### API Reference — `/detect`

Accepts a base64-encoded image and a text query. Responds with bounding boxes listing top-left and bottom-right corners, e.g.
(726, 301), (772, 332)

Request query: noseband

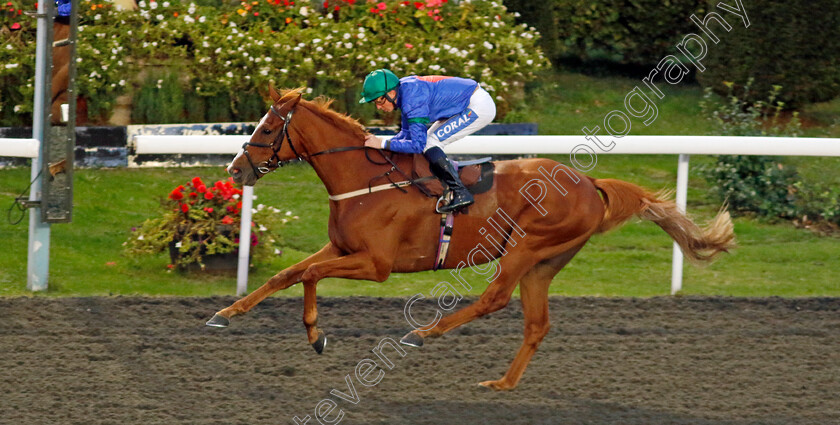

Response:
(240, 105), (303, 178)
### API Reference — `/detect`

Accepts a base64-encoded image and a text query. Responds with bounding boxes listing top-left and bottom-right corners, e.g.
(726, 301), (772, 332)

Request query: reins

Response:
(241, 103), (433, 200)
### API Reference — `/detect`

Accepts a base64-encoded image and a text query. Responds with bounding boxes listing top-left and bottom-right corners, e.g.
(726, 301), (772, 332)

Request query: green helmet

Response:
(359, 69), (400, 103)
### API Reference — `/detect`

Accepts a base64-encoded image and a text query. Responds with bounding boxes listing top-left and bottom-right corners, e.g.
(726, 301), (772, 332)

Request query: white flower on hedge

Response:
(156, 14), (163, 20)
(188, 6), (196, 14)
(226, 71), (234, 78)
(429, 64), (440, 71)
(138, 1), (146, 7)
(526, 59), (533, 65)
(370, 60), (376, 66)
(390, 53), (398, 60)
(300, 6), (309, 16)
(280, 68), (288, 73)
(325, 54), (333, 59)
(14, 105), (21, 113)
(94, 14), (101, 20)
(149, 1), (157, 9)
(316, 46), (323, 52)
(415, 57), (424, 64)
(264, 57), (272, 62)
(4, 63), (18, 69)
(358, 33), (365, 39)
(316, 70), (324, 75)
(163, 1), (170, 7)
(119, 80), (126, 86)
(313, 38), (321, 44)
(483, 41), (494, 50)
(260, 69), (268, 76)
(345, 43), (353, 49)
(343, 33), (351, 40)
(467, 60), (475, 67)
(199, 16), (206, 23)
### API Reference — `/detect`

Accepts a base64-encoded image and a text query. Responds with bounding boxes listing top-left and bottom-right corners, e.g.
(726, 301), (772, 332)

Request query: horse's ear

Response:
(269, 84), (281, 103)
(289, 92), (302, 107)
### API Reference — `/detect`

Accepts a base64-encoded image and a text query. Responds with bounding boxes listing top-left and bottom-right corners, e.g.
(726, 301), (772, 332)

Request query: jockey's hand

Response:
(364, 134), (382, 149)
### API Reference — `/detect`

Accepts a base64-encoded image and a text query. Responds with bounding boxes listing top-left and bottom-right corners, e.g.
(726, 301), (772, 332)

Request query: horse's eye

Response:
(262, 128), (272, 135)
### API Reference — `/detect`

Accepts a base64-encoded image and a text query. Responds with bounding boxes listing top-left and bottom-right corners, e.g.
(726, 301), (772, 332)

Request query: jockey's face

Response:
(374, 89), (397, 113)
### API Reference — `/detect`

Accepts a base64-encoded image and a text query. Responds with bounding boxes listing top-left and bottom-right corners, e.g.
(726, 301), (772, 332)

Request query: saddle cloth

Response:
(410, 155), (496, 197)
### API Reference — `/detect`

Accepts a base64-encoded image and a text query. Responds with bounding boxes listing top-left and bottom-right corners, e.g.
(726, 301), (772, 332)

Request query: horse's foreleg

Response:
(298, 251), (392, 353)
(207, 243), (342, 327)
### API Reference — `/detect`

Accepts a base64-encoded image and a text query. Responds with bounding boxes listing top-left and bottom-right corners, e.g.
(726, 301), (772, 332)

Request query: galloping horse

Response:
(207, 87), (735, 390)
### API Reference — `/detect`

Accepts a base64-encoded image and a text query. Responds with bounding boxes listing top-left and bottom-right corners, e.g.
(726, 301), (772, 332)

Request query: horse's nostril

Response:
(230, 167), (241, 176)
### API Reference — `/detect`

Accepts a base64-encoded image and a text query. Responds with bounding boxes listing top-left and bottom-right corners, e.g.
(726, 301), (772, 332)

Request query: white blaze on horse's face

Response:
(227, 112), (270, 178)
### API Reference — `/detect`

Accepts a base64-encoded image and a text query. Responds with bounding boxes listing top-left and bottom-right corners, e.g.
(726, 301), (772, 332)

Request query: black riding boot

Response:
(424, 147), (474, 213)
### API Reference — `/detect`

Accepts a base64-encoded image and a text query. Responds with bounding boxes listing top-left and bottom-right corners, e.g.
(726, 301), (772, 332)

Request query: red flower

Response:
(322, 0), (327, 7)
(204, 207), (214, 213)
(221, 215), (234, 225)
(204, 192), (214, 200)
(189, 192), (198, 198)
(197, 184), (207, 193)
(169, 190), (184, 200)
(180, 203), (189, 213)
(413, 2), (423, 9)
(405, 43), (413, 49)
(377, 2), (386, 10)
(191, 177), (204, 187)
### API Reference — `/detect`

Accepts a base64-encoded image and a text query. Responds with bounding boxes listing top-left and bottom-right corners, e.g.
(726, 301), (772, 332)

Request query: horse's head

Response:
(228, 87), (303, 185)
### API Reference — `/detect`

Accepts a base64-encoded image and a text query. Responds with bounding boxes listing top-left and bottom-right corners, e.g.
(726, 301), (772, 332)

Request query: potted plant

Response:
(125, 176), (290, 271)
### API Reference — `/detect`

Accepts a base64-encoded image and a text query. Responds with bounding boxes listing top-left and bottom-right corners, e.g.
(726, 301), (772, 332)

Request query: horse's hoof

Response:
(400, 331), (424, 347)
(312, 331), (327, 354)
(478, 379), (514, 391)
(205, 313), (230, 328)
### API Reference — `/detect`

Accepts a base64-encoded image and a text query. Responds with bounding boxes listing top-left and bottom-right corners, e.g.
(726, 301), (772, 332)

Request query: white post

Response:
(27, 0), (51, 291)
(671, 154), (690, 295)
(236, 185), (255, 296)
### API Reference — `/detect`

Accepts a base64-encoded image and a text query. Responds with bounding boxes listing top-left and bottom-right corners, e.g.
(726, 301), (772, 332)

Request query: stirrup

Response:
(434, 190), (453, 214)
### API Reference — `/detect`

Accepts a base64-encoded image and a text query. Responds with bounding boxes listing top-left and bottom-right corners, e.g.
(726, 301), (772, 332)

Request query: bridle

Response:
(240, 104), (300, 178)
(241, 104), (373, 179)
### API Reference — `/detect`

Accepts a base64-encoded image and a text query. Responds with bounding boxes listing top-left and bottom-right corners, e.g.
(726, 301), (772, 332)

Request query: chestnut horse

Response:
(207, 88), (735, 390)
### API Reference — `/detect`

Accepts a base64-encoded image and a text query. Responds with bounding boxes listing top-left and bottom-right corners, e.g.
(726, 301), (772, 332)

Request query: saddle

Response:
(409, 155), (495, 198)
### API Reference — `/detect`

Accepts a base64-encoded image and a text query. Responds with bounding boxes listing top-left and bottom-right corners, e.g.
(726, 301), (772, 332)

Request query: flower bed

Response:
(124, 176), (292, 270)
(1, 0), (548, 125)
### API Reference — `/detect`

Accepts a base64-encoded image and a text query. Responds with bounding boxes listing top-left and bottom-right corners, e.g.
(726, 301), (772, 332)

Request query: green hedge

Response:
(505, 0), (706, 66)
(0, 0), (548, 126)
(696, 0), (840, 107)
(505, 0), (840, 107)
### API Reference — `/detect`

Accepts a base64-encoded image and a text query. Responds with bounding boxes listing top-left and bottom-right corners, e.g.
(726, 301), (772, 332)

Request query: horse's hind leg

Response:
(478, 248), (580, 390)
(404, 253), (534, 343)
(206, 243), (342, 327)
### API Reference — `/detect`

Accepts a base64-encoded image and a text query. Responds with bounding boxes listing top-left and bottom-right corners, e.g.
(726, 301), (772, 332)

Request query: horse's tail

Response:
(591, 178), (736, 264)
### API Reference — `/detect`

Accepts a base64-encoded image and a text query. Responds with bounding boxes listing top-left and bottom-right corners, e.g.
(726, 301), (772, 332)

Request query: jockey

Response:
(360, 69), (496, 213)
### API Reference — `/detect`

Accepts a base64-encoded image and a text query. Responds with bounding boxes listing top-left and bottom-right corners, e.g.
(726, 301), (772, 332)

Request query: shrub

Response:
(0, 0), (548, 126)
(700, 80), (840, 232)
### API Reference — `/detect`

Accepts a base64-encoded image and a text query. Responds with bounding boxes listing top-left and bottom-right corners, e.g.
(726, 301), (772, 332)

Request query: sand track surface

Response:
(1, 296), (838, 425)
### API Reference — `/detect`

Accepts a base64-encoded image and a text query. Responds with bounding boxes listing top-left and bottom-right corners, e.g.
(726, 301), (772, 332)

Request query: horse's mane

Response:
(279, 88), (367, 140)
